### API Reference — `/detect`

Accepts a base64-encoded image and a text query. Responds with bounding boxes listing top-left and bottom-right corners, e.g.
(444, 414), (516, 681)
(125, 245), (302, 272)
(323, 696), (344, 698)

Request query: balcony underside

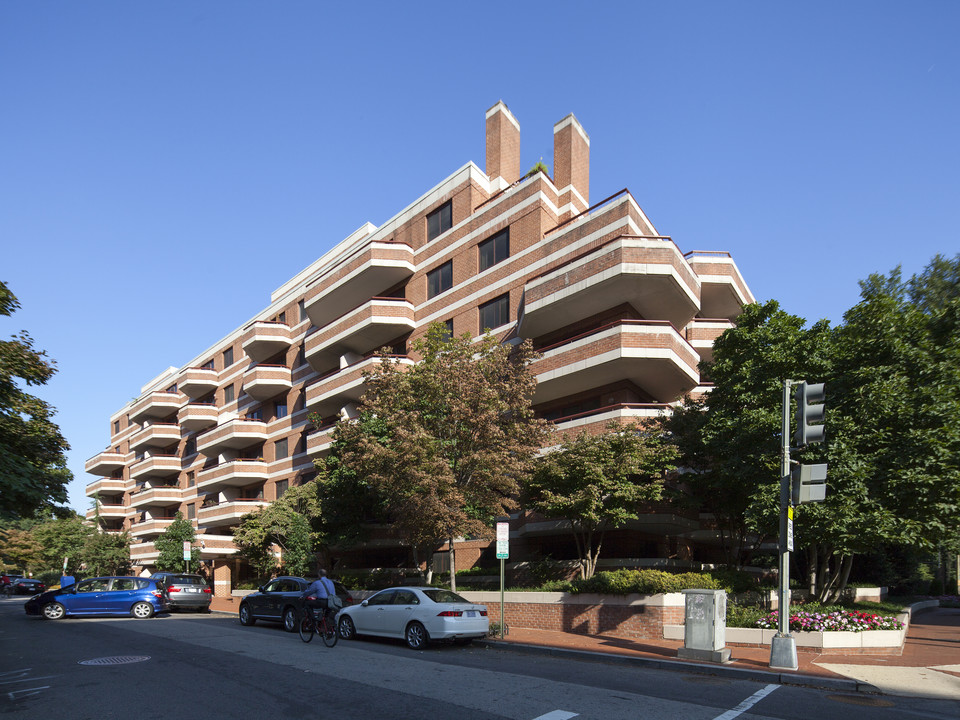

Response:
(178, 404), (218, 432)
(197, 420), (268, 456)
(129, 424), (181, 452)
(179, 369), (219, 399)
(129, 490), (182, 509)
(130, 392), (181, 424)
(129, 456), (181, 481)
(197, 461), (268, 491)
(198, 501), (268, 527)
(242, 323), (293, 363)
(305, 299), (415, 371)
(85, 451), (126, 476)
(242, 366), (292, 401)
(305, 357), (413, 416)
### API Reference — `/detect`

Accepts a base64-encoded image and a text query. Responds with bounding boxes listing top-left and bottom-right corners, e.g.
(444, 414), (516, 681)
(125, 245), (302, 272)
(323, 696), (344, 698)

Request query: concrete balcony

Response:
(129, 454), (181, 481)
(242, 321), (293, 363)
(130, 541), (159, 563)
(197, 460), (268, 492)
(86, 503), (127, 520)
(305, 424), (337, 458)
(685, 251), (754, 320)
(178, 367), (219, 399)
(521, 236), (701, 339)
(129, 422), (181, 452)
(196, 418), (268, 456)
(129, 485), (182, 509)
(129, 391), (181, 424)
(547, 403), (672, 442)
(129, 517), (177, 538)
(85, 477), (126, 497)
(303, 241), (414, 330)
(85, 450), (127, 476)
(533, 321), (700, 405)
(304, 297), (415, 372)
(241, 364), (292, 401)
(198, 500), (268, 527)
(685, 318), (735, 366)
(178, 403), (218, 432)
(305, 355), (413, 416)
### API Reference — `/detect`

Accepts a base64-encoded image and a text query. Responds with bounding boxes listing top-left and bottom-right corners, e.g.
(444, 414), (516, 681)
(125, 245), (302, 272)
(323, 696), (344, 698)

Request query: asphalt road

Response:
(1, 598), (957, 720)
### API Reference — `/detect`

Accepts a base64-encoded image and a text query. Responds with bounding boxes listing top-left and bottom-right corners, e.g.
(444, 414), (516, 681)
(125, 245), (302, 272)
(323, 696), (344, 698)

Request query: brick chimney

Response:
(485, 101), (520, 185)
(553, 113), (590, 218)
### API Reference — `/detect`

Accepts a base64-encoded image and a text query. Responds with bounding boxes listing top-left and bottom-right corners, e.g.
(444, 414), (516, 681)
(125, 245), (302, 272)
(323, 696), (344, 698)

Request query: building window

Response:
(276, 479), (288, 498)
(277, 311), (286, 324)
(298, 299), (306, 323)
(187, 503), (195, 520)
(187, 471), (195, 487)
(296, 343), (306, 367)
(442, 319), (454, 339)
(166, 383), (177, 394)
(223, 384), (235, 404)
(479, 294), (510, 331)
(201, 358), (214, 370)
(275, 402), (288, 420)
(426, 201), (452, 241)
(184, 437), (197, 456)
(223, 347), (234, 368)
(274, 438), (288, 461)
(247, 407), (262, 421)
(113, 420), (120, 434)
(427, 261), (453, 299)
(478, 228), (509, 272)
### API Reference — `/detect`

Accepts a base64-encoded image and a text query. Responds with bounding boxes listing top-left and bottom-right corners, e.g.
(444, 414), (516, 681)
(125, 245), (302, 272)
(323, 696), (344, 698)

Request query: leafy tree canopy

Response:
(0, 281), (72, 519)
(154, 512), (199, 572)
(523, 422), (678, 578)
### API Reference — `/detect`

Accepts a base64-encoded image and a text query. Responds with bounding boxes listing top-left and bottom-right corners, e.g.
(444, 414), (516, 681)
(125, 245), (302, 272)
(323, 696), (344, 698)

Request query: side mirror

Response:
(361, 599), (369, 607)
(258, 585), (266, 593)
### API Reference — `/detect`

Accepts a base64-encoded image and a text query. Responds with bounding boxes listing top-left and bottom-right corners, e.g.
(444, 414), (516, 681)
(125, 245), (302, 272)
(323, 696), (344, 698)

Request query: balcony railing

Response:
(304, 297), (414, 372)
(198, 500), (268, 527)
(85, 450), (126, 476)
(129, 391), (181, 424)
(85, 477), (126, 497)
(178, 402), (218, 432)
(241, 321), (293, 363)
(241, 364), (292, 402)
(197, 460), (269, 491)
(196, 418), (268, 456)
(304, 354), (412, 415)
(129, 454), (181, 481)
(129, 422), (181, 452)
(178, 367), (219, 399)
(533, 320), (700, 405)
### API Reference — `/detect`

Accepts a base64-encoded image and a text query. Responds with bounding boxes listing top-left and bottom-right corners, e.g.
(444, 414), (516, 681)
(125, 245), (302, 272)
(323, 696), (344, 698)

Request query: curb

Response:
(476, 638), (870, 694)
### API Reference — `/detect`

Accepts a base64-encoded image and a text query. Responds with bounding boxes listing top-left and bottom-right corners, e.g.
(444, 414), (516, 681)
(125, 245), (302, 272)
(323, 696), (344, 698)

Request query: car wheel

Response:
(238, 603), (256, 626)
(338, 615), (356, 640)
(283, 606), (297, 633)
(42, 602), (66, 620)
(131, 601), (154, 619)
(405, 621), (429, 650)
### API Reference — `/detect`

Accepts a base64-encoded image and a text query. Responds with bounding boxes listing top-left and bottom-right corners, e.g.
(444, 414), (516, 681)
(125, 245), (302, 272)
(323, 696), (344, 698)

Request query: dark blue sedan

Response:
(24, 576), (168, 620)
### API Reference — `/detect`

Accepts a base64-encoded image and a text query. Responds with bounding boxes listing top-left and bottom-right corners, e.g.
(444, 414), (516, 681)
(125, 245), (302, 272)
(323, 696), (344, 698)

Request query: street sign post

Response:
(183, 541), (191, 572)
(496, 519), (509, 638)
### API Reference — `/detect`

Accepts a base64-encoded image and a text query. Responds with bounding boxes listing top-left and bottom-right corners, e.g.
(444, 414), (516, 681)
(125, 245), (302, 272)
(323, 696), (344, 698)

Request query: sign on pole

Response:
(496, 521), (509, 559)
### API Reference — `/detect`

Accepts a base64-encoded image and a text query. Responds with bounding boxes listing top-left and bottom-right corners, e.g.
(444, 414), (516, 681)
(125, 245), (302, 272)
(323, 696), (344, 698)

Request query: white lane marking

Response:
(532, 712), (578, 720)
(8, 687), (49, 701)
(712, 684), (779, 720)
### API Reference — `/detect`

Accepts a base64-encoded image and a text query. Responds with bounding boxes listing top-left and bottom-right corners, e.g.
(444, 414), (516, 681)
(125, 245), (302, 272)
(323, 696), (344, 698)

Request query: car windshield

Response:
(168, 575), (205, 585)
(420, 589), (470, 604)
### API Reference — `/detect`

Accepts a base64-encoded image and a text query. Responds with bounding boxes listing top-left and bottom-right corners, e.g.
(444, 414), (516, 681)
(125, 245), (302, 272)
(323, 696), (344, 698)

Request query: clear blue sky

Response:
(2, 1), (957, 515)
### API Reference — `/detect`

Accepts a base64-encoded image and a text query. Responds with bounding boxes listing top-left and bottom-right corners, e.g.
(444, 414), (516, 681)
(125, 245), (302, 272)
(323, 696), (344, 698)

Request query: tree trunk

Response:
(825, 554), (853, 603)
(449, 537), (456, 592)
(806, 543), (818, 595)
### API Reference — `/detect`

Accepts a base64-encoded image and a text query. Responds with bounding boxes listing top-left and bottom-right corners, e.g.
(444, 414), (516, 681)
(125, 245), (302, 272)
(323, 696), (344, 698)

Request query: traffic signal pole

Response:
(770, 379), (799, 670)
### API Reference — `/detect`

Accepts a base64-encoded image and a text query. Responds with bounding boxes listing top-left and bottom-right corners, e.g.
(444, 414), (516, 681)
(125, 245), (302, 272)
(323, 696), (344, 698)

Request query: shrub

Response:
(755, 608), (904, 632)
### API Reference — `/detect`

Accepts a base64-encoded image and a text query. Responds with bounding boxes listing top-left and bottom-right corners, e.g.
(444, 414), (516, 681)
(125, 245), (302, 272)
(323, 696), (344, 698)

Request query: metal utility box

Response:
(677, 589), (732, 663)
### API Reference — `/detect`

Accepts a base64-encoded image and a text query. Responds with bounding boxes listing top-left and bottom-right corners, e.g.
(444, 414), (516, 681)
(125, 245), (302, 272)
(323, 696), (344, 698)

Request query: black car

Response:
(238, 576), (352, 632)
(9, 578), (46, 595)
(150, 572), (212, 612)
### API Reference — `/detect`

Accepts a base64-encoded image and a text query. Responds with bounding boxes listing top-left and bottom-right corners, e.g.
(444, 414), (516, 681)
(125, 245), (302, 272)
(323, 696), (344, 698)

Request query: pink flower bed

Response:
(756, 609), (904, 632)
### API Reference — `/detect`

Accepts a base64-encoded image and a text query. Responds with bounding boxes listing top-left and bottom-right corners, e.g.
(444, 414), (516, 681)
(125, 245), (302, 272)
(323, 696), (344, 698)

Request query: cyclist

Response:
(303, 569), (336, 625)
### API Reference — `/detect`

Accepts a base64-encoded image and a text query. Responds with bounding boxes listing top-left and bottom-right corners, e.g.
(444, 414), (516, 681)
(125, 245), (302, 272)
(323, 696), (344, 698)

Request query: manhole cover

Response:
(825, 694), (895, 707)
(79, 656), (151, 666)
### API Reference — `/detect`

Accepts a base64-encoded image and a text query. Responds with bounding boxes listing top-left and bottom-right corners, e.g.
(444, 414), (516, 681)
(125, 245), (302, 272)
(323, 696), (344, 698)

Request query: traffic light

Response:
(793, 381), (825, 446)
(791, 463), (828, 504)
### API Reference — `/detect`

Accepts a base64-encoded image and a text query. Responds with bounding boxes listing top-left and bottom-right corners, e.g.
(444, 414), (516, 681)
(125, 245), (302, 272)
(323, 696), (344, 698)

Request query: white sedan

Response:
(337, 586), (488, 649)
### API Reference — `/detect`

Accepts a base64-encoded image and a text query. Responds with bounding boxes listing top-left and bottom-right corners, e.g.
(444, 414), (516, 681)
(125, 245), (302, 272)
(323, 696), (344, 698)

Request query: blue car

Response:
(24, 576), (168, 620)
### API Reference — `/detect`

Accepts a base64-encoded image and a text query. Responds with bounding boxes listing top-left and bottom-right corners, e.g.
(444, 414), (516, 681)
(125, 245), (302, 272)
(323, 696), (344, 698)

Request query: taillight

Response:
(152, 591), (162, 600)
(167, 587), (180, 592)
(203, 587), (212, 594)
(437, 610), (463, 617)
(480, 610), (488, 616)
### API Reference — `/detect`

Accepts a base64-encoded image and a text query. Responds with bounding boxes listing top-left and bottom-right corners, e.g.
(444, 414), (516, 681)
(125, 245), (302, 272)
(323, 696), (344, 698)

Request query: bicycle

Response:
(298, 602), (338, 647)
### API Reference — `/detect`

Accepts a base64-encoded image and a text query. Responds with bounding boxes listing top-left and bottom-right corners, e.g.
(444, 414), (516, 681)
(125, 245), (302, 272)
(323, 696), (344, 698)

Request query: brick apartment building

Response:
(84, 102), (754, 582)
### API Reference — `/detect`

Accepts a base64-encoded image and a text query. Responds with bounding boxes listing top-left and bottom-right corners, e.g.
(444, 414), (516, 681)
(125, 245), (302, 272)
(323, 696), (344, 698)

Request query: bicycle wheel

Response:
(320, 615), (338, 647)
(298, 613), (315, 643)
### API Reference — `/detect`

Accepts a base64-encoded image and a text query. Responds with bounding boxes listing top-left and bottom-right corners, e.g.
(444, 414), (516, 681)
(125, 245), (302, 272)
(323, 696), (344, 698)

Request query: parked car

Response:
(336, 586), (488, 649)
(24, 576), (168, 620)
(238, 576), (353, 632)
(151, 572), (212, 612)
(9, 578), (46, 595)
(1, 573), (24, 595)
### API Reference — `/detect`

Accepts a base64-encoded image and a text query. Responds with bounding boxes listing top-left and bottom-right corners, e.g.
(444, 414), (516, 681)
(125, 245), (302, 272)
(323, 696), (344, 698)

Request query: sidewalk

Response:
(479, 606), (960, 700)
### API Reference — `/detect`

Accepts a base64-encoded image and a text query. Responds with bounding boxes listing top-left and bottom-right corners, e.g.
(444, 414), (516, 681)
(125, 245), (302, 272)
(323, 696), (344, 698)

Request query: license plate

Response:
(465, 610), (476, 617)
(186, 588), (198, 593)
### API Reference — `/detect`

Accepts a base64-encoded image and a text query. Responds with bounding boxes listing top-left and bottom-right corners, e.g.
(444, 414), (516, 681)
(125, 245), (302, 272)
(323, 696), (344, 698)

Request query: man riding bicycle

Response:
(302, 569), (336, 623)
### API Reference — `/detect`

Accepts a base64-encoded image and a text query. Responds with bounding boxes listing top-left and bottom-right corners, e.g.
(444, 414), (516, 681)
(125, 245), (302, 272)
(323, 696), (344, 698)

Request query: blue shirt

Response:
(306, 577), (334, 599)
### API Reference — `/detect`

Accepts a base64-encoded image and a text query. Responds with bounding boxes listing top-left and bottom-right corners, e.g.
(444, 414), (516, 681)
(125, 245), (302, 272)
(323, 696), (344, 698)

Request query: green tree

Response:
(31, 513), (92, 575)
(0, 526), (43, 573)
(334, 323), (546, 590)
(154, 513), (199, 571)
(522, 422), (679, 578)
(666, 300), (831, 567)
(233, 484), (316, 578)
(0, 281), (72, 519)
(81, 531), (132, 576)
